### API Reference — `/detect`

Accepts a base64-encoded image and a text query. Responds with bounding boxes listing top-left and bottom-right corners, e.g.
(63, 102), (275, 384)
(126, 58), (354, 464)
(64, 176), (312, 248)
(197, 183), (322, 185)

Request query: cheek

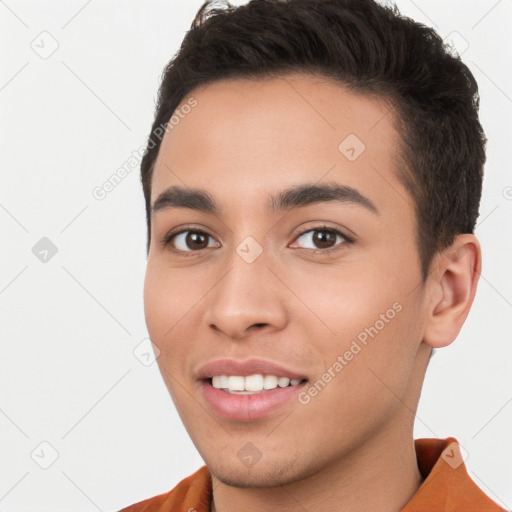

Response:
(143, 266), (188, 402)
(296, 258), (423, 388)
(143, 263), (169, 342)
(143, 259), (213, 390)
(143, 260), (197, 338)
(143, 261), (190, 364)
(289, 263), (399, 339)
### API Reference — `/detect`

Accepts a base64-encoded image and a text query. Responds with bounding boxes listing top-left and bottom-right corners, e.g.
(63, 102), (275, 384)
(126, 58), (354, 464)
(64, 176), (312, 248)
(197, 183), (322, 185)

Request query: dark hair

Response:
(140, 0), (486, 279)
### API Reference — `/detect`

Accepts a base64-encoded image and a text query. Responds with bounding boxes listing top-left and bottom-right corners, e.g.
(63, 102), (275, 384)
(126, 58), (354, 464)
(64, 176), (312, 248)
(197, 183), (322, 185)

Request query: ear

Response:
(423, 234), (481, 349)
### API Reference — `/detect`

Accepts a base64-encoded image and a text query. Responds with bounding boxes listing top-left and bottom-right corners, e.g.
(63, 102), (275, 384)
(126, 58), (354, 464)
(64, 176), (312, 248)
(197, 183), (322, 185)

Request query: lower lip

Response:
(201, 380), (307, 421)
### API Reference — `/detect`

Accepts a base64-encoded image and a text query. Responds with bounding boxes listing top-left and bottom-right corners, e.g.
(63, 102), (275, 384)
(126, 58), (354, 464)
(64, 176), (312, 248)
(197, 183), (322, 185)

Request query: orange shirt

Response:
(119, 437), (506, 511)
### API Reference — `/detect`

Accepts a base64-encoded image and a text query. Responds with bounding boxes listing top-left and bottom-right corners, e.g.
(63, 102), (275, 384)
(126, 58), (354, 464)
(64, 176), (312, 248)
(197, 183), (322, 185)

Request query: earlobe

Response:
(423, 234), (481, 349)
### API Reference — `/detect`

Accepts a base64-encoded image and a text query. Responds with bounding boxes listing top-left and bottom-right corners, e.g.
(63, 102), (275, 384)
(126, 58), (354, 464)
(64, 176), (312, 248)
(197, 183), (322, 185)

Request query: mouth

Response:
(197, 359), (309, 421)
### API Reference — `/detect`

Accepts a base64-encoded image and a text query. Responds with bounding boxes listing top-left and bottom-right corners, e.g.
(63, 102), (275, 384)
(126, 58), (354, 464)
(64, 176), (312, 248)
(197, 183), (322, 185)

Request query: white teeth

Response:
(211, 374), (302, 393)
(245, 374), (264, 391)
(227, 376), (245, 391)
(277, 377), (290, 388)
(263, 375), (278, 390)
(212, 375), (229, 389)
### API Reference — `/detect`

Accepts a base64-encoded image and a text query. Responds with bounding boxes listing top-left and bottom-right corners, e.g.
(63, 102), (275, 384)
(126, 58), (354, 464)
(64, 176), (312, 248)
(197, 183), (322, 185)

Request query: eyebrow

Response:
(151, 182), (378, 216)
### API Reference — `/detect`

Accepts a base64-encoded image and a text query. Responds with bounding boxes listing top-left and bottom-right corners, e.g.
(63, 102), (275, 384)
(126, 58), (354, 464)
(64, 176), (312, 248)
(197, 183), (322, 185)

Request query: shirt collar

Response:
(401, 436), (505, 511)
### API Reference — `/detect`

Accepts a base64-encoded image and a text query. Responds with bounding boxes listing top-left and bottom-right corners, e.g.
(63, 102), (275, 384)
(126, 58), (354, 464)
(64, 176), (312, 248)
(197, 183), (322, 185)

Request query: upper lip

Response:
(197, 358), (308, 381)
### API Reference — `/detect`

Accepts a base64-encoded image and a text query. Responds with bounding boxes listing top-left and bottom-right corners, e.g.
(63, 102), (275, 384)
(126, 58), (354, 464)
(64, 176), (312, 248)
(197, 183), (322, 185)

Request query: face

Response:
(144, 72), (431, 487)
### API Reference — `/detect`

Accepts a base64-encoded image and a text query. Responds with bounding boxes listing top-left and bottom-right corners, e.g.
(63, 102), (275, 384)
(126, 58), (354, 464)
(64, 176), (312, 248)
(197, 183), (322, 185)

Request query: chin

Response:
(206, 452), (309, 488)
(211, 466), (296, 489)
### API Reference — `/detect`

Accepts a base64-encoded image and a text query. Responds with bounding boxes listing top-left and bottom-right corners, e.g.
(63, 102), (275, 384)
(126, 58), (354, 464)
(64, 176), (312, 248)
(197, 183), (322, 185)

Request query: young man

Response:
(120, 0), (506, 510)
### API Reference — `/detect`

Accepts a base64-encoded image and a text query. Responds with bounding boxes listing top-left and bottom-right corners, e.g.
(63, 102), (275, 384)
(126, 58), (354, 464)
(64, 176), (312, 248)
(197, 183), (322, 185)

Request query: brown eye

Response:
(312, 230), (338, 249)
(291, 227), (348, 251)
(165, 230), (220, 252)
(184, 232), (209, 250)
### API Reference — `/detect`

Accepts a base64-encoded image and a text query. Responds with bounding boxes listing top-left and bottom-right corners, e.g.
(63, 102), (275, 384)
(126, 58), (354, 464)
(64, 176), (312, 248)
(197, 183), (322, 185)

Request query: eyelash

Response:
(160, 225), (353, 258)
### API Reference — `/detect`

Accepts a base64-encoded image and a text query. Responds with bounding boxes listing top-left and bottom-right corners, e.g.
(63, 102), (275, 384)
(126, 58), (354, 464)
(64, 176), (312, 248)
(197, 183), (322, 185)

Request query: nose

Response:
(203, 248), (288, 340)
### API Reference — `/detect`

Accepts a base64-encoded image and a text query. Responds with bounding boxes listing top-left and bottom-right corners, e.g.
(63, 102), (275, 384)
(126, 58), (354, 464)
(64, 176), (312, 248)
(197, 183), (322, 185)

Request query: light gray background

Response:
(1, 0), (511, 510)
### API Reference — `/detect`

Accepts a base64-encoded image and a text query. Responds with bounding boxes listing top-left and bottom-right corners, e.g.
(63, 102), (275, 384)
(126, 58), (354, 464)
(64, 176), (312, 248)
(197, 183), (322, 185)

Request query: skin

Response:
(143, 72), (481, 512)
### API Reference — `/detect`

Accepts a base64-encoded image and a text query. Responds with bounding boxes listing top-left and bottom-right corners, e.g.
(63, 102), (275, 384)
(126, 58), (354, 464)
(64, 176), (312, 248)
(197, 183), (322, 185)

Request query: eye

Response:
(290, 226), (350, 252)
(161, 229), (220, 254)
(161, 225), (351, 256)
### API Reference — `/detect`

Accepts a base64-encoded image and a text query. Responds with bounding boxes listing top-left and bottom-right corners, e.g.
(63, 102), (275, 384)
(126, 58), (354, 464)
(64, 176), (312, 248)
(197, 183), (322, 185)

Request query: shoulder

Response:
(118, 465), (211, 512)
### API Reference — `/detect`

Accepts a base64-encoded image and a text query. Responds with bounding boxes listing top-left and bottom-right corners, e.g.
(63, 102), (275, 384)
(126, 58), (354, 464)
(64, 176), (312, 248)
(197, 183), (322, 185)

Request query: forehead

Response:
(151, 72), (410, 218)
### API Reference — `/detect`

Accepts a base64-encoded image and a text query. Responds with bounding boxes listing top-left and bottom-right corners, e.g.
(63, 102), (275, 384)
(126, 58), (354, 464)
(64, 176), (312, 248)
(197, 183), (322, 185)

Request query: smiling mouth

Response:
(207, 374), (308, 394)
